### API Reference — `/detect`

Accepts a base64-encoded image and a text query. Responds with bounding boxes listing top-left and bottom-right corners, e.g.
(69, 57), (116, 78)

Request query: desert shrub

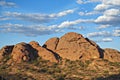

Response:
(51, 62), (58, 68)
(52, 73), (66, 80)
(66, 77), (82, 80)
(104, 70), (109, 74)
(90, 70), (96, 73)
(85, 60), (91, 65)
(39, 68), (47, 73)
(109, 62), (120, 67)
(78, 61), (85, 67)
(2, 55), (11, 63)
(0, 64), (9, 70)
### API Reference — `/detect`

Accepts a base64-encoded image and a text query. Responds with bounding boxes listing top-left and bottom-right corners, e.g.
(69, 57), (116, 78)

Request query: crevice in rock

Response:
(28, 44), (39, 60)
(54, 38), (59, 50)
(85, 38), (99, 48)
(79, 55), (83, 59)
(98, 48), (104, 58)
(42, 44), (61, 61)
(85, 38), (105, 58)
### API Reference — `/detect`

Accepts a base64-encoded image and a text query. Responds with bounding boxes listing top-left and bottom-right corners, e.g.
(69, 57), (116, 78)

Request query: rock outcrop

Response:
(0, 45), (14, 60)
(103, 48), (120, 62)
(0, 32), (120, 63)
(11, 42), (37, 63)
(43, 37), (59, 50)
(44, 32), (102, 61)
(29, 41), (59, 62)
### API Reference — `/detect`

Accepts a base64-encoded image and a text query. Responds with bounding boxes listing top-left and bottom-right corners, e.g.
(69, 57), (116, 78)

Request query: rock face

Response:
(11, 42), (37, 63)
(44, 32), (101, 61)
(43, 37), (59, 50)
(29, 41), (58, 62)
(0, 32), (120, 63)
(103, 48), (120, 62)
(29, 41), (40, 48)
(0, 45), (14, 60)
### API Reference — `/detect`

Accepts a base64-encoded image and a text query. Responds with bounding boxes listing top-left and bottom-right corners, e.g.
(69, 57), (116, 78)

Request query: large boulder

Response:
(103, 48), (120, 62)
(43, 37), (59, 51)
(55, 32), (101, 61)
(29, 41), (40, 49)
(11, 42), (37, 63)
(29, 41), (59, 62)
(0, 45), (14, 60)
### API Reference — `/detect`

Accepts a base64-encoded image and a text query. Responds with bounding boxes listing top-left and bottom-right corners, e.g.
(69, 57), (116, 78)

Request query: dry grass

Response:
(0, 58), (120, 80)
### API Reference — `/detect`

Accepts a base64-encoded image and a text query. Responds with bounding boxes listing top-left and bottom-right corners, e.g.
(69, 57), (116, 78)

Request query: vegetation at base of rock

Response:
(0, 58), (120, 80)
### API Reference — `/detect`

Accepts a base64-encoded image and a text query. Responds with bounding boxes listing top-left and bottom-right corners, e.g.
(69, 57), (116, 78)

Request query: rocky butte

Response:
(0, 32), (120, 80)
(0, 32), (120, 63)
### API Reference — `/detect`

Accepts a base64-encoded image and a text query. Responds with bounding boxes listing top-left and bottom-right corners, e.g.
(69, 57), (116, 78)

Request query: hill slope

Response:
(0, 32), (120, 80)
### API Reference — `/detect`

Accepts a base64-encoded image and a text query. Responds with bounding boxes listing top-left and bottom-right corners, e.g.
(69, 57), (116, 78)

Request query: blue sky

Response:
(0, 0), (120, 51)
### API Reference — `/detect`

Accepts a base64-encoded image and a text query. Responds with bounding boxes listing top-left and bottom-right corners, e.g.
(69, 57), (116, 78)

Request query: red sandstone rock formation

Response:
(11, 42), (36, 63)
(44, 32), (101, 61)
(0, 45), (14, 60)
(0, 32), (120, 63)
(103, 48), (120, 62)
(29, 41), (58, 62)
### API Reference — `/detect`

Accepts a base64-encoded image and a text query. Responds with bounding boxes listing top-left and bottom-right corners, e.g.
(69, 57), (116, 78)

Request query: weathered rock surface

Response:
(43, 37), (59, 51)
(0, 32), (120, 63)
(103, 48), (120, 62)
(0, 45), (14, 60)
(29, 41), (40, 48)
(55, 32), (101, 61)
(11, 42), (37, 63)
(29, 41), (58, 62)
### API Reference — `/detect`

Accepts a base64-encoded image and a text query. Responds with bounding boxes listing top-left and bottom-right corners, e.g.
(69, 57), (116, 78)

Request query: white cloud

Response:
(50, 9), (75, 17)
(93, 0), (120, 30)
(94, 4), (110, 11)
(89, 0), (102, 2)
(0, 18), (93, 36)
(57, 19), (94, 28)
(79, 11), (101, 16)
(97, 24), (111, 29)
(5, 12), (53, 23)
(66, 26), (84, 30)
(0, 19), (84, 36)
(87, 31), (111, 38)
(0, 23), (60, 36)
(113, 29), (120, 37)
(104, 9), (120, 16)
(104, 0), (120, 6)
(58, 20), (77, 28)
(76, 0), (84, 4)
(4, 9), (75, 23)
(95, 38), (113, 42)
(101, 38), (113, 42)
(76, 0), (101, 4)
(77, 0), (120, 28)
(94, 0), (120, 11)
(95, 9), (120, 25)
(0, 16), (9, 21)
(0, 0), (16, 7)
